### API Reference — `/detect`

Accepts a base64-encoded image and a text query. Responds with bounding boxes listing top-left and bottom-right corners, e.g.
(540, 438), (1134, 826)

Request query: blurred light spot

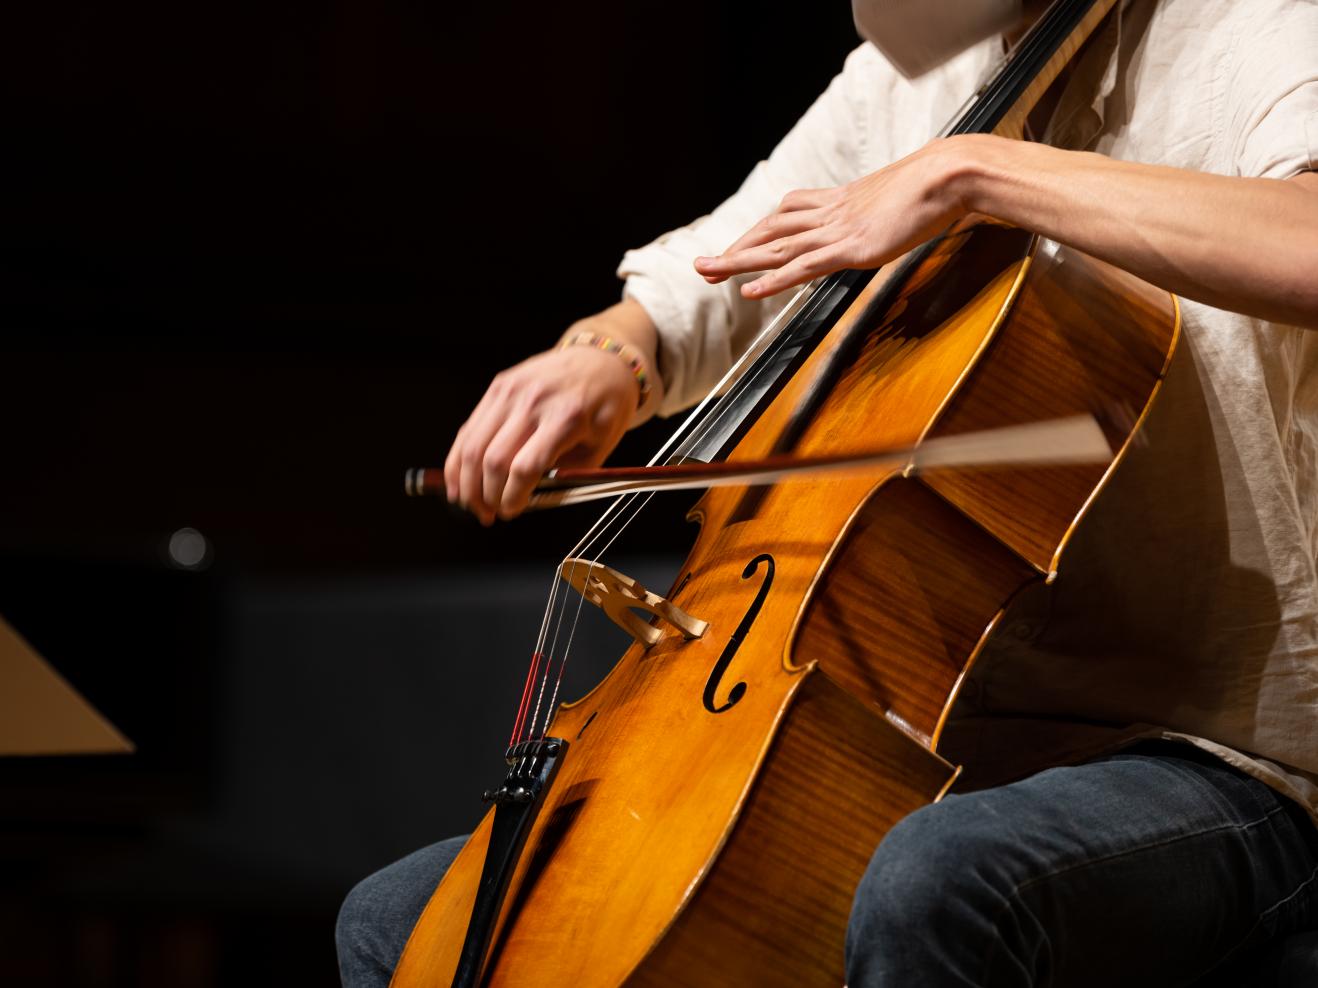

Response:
(168, 527), (210, 570)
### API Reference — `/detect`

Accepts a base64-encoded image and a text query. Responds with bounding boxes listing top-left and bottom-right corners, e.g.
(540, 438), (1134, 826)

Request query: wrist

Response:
(935, 134), (1005, 218)
(561, 301), (663, 424)
(558, 329), (654, 420)
(943, 134), (1044, 221)
(946, 134), (1073, 233)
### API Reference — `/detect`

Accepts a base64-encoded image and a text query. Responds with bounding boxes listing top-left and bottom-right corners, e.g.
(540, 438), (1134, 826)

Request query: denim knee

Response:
(845, 797), (1032, 987)
(336, 836), (469, 988)
(848, 801), (965, 947)
(336, 867), (399, 981)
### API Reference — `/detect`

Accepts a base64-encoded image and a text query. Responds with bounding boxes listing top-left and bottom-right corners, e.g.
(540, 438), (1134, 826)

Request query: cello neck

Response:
(952, 0), (1120, 141)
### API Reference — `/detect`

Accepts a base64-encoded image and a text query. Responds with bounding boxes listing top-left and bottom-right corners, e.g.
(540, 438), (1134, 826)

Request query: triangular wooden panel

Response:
(0, 614), (133, 756)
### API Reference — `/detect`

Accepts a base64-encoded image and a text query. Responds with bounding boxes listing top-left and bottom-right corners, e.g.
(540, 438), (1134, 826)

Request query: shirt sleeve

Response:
(617, 45), (879, 416)
(1227, 8), (1318, 180)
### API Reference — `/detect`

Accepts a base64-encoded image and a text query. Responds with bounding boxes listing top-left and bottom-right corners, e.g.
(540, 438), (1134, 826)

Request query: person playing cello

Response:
(339, 0), (1318, 983)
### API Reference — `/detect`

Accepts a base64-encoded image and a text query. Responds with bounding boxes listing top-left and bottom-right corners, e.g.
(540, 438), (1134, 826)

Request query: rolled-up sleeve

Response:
(617, 45), (876, 416)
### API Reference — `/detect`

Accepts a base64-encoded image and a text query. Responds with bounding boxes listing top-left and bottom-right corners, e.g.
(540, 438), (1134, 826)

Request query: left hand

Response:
(694, 137), (976, 299)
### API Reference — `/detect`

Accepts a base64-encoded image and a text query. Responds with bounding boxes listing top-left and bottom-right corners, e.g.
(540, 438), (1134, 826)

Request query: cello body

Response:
(391, 217), (1179, 987)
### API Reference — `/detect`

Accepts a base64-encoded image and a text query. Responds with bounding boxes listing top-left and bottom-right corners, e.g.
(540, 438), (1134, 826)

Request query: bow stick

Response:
(405, 414), (1113, 511)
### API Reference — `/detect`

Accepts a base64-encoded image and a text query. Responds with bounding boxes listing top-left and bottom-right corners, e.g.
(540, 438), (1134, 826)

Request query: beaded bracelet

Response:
(559, 331), (652, 409)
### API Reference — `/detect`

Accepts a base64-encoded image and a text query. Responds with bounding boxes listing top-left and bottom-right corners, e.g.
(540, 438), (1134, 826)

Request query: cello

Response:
(395, 0), (1178, 983)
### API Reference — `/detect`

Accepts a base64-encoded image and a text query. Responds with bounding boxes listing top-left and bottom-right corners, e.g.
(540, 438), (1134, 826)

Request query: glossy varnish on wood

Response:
(989, 0), (1120, 142)
(628, 673), (956, 988)
(391, 215), (1176, 986)
(792, 477), (1038, 746)
(390, 5), (1177, 981)
(921, 241), (1178, 575)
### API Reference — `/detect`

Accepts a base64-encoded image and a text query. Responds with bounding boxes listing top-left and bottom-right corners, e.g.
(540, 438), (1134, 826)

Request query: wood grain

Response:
(992, 0), (1121, 141)
(792, 477), (1038, 745)
(391, 220), (1176, 988)
(390, 8), (1180, 977)
(628, 671), (955, 987)
(921, 240), (1178, 575)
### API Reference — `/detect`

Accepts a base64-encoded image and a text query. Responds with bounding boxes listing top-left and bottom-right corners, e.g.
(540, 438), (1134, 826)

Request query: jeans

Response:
(336, 742), (1318, 987)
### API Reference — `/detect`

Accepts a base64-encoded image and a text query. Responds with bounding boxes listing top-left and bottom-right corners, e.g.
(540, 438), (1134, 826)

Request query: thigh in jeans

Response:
(846, 743), (1318, 988)
(337, 835), (469, 988)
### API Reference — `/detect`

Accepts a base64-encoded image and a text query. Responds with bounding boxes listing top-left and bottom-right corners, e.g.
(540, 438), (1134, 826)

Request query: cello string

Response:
(526, 555), (585, 742)
(516, 484), (649, 745)
(510, 0), (1087, 744)
(519, 489), (653, 745)
(514, 553), (587, 746)
(518, 490), (644, 740)
(526, 261), (905, 739)
(508, 647), (543, 747)
(521, 0), (1052, 719)
(519, 281), (822, 741)
(665, 287), (828, 464)
(526, 491), (656, 741)
(514, 280), (820, 743)
(526, 314), (786, 740)
(655, 283), (820, 465)
(526, 321), (780, 740)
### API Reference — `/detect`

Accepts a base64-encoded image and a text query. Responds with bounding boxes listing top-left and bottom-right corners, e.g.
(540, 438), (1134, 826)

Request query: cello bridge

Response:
(558, 558), (708, 648)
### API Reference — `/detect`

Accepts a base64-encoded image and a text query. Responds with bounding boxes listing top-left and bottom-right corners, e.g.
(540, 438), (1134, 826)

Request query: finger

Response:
(741, 242), (853, 299)
(697, 226), (838, 284)
(444, 423), (466, 501)
(457, 385), (517, 523)
(776, 187), (834, 213)
(445, 376), (508, 501)
(498, 409), (591, 518)
(481, 412), (542, 518)
(444, 411), (492, 500)
(702, 206), (831, 268)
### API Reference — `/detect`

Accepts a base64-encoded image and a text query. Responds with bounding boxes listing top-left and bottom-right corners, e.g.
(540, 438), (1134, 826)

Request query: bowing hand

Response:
(443, 346), (637, 525)
(693, 137), (978, 299)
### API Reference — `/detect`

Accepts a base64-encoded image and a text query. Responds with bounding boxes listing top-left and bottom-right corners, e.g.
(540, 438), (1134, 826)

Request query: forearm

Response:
(958, 135), (1318, 328)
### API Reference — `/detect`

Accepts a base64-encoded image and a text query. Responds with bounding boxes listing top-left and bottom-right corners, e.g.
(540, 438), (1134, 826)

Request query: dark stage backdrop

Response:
(1, 3), (861, 985)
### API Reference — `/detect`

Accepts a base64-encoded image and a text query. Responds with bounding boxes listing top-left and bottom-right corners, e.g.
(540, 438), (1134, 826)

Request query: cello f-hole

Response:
(703, 553), (775, 714)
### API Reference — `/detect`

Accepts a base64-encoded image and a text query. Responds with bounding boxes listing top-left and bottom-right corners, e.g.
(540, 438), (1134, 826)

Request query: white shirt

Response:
(618, 0), (1318, 819)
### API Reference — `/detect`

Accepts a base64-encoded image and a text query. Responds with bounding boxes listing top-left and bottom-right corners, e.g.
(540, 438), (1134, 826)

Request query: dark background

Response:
(0, 3), (861, 985)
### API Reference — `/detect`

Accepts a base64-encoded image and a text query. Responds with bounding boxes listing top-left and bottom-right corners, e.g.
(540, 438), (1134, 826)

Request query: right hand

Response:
(444, 344), (641, 524)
